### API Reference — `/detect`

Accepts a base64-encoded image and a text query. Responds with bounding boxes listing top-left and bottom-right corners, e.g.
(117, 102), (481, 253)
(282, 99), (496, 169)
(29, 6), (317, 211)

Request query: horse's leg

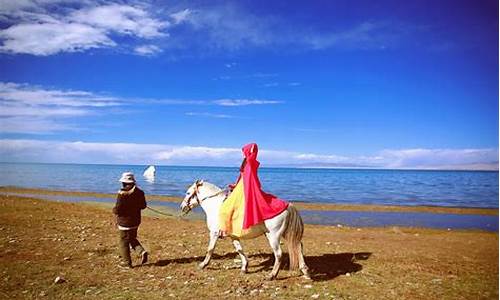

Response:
(265, 232), (282, 280)
(298, 242), (311, 279)
(198, 231), (219, 270)
(231, 239), (248, 273)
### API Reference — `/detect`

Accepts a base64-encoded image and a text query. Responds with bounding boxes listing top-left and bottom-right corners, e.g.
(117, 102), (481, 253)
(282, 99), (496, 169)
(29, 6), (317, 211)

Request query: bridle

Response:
(184, 180), (227, 212)
(184, 180), (203, 210)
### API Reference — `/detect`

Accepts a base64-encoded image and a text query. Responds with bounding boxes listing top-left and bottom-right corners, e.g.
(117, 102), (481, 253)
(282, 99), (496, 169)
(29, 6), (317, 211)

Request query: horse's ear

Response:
(198, 179), (204, 185)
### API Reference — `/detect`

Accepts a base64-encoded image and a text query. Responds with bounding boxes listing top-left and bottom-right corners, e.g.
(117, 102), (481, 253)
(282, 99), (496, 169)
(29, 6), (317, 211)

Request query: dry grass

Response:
(0, 194), (498, 299)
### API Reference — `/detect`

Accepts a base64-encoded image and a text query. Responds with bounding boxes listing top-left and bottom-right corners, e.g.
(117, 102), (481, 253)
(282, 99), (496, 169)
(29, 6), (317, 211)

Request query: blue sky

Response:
(0, 0), (498, 169)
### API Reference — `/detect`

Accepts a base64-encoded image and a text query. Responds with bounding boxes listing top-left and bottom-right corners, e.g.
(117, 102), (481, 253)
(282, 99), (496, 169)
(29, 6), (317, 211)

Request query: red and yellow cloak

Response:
(219, 143), (289, 237)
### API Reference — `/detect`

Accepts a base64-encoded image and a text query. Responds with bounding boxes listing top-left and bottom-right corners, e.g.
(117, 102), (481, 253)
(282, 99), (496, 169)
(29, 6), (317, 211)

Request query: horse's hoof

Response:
(266, 274), (276, 281)
(240, 269), (247, 274)
(197, 264), (206, 270)
(302, 274), (312, 280)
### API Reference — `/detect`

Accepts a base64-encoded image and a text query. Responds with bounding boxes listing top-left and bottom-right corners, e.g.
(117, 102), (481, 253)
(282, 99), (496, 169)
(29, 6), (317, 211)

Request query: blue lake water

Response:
(0, 162), (498, 208)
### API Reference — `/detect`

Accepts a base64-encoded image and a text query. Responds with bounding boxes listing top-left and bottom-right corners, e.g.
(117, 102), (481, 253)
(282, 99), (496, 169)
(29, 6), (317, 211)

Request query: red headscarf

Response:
(240, 143), (289, 229)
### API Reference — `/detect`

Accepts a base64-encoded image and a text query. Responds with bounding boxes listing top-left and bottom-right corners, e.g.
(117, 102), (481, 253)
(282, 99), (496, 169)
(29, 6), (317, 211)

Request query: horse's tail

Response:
(283, 204), (304, 271)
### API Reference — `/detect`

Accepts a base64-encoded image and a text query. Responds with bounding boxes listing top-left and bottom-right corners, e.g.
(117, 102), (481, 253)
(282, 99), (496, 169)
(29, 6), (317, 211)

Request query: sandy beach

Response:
(0, 192), (498, 299)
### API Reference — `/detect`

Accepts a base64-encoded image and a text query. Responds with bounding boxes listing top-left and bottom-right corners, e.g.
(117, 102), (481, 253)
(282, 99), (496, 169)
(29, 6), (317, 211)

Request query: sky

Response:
(0, 0), (498, 170)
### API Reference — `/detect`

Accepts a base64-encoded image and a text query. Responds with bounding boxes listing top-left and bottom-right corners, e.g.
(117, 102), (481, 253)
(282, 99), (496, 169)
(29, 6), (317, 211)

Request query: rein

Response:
(198, 189), (227, 202)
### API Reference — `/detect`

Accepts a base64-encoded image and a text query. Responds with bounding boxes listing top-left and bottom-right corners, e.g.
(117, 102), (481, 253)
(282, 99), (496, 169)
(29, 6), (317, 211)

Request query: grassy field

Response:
(0, 194), (498, 299)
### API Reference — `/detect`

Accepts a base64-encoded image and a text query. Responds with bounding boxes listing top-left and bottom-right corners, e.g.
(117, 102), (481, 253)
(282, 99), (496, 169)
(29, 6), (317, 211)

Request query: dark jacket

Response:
(112, 186), (146, 228)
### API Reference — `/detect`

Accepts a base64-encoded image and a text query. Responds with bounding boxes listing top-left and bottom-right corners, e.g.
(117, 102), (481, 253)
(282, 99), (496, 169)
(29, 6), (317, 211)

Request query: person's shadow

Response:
(154, 251), (372, 281)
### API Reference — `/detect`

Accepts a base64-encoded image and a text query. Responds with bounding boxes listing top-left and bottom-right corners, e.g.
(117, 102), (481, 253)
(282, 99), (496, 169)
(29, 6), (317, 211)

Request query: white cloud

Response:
(0, 105), (87, 117)
(304, 22), (382, 50)
(0, 117), (78, 134)
(0, 139), (497, 170)
(0, 139), (243, 165)
(249, 73), (278, 78)
(180, 5), (268, 50)
(134, 44), (162, 56)
(168, 4), (411, 53)
(154, 146), (239, 161)
(0, 0), (36, 13)
(0, 22), (114, 55)
(0, 82), (286, 133)
(0, 2), (167, 56)
(0, 2), (414, 56)
(0, 82), (122, 133)
(262, 82), (279, 88)
(185, 112), (234, 119)
(70, 4), (168, 39)
(213, 99), (283, 106)
(135, 97), (284, 107)
(140, 98), (207, 105)
(142, 97), (284, 107)
(379, 148), (500, 170)
(212, 75), (232, 80)
(0, 82), (121, 107)
(170, 8), (191, 24)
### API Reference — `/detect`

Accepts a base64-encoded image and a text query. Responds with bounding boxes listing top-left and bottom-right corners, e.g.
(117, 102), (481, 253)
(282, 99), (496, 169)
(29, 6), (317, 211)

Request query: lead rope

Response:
(146, 205), (181, 217)
(146, 187), (229, 218)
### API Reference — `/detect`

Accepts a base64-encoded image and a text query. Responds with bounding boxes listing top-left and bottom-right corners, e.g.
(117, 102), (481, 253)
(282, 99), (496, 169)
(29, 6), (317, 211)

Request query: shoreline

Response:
(4, 193), (498, 232)
(1, 186), (497, 216)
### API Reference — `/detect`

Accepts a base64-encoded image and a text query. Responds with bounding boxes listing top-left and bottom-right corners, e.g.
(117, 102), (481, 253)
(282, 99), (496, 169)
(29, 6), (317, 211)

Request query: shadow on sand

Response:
(247, 252), (371, 281)
(153, 251), (372, 281)
(153, 252), (238, 267)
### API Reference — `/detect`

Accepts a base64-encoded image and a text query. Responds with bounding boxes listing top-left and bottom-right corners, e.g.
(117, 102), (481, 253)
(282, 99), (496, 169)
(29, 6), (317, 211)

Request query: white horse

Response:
(180, 180), (310, 280)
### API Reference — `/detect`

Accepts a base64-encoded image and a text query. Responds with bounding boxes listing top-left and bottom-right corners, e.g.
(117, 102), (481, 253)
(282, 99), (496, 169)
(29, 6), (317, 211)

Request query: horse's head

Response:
(180, 179), (204, 214)
(180, 180), (225, 215)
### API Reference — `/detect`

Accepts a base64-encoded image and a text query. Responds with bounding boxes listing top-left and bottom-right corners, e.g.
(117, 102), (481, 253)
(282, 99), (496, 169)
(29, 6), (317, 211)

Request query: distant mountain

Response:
(269, 162), (377, 169)
(268, 162), (499, 171)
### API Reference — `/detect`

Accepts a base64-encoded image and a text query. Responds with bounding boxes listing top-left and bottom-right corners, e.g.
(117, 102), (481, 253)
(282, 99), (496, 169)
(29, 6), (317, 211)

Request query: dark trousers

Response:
(119, 228), (145, 266)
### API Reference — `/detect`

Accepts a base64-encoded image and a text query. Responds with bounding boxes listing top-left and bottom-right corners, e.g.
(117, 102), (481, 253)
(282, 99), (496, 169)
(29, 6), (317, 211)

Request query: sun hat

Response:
(119, 172), (136, 183)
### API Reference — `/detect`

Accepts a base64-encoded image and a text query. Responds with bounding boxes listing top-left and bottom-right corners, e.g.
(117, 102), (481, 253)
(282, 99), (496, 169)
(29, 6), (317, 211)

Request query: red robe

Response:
(240, 143), (289, 229)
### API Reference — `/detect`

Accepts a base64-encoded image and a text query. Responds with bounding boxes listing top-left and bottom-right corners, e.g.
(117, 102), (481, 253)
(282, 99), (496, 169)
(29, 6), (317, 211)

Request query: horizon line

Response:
(1, 161), (498, 172)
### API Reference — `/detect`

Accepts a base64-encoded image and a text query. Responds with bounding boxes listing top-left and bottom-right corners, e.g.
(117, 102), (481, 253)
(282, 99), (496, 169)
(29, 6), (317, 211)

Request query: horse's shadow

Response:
(313, 252), (372, 281)
(154, 251), (372, 281)
(252, 252), (371, 281)
(154, 252), (237, 267)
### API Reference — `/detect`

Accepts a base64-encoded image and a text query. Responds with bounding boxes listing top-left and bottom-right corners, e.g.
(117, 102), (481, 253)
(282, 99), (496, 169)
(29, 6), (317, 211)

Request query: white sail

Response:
(143, 165), (156, 181)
